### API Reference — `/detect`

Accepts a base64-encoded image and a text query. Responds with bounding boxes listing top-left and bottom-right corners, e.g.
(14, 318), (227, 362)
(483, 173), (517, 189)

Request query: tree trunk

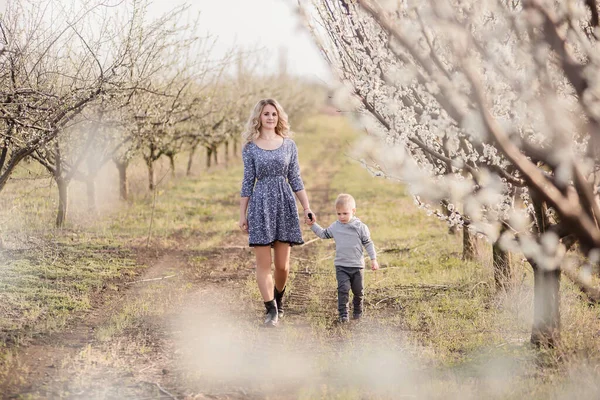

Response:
(212, 145), (218, 165)
(168, 154), (176, 177)
(206, 146), (212, 169)
(0, 137), (33, 192)
(114, 160), (129, 201)
(528, 194), (561, 346)
(56, 178), (68, 228)
(531, 264), (561, 347)
(462, 226), (477, 261)
(146, 158), (155, 191)
(224, 140), (229, 165)
(233, 138), (238, 157)
(187, 144), (198, 176)
(492, 243), (512, 290)
(86, 177), (97, 212)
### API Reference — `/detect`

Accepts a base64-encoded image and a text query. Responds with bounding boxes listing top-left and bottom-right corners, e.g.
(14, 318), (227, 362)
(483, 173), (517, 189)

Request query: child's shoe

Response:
(339, 315), (349, 323)
(264, 299), (278, 327)
(352, 313), (362, 321)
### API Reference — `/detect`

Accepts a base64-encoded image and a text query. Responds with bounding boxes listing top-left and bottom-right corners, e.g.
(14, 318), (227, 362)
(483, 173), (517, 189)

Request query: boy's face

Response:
(336, 205), (355, 224)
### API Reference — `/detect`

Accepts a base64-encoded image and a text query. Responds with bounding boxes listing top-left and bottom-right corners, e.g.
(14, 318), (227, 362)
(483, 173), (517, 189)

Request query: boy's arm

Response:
(360, 224), (378, 268)
(311, 222), (333, 239)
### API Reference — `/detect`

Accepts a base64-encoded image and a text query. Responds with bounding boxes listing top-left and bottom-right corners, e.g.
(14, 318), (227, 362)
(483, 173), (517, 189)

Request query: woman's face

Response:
(260, 104), (278, 131)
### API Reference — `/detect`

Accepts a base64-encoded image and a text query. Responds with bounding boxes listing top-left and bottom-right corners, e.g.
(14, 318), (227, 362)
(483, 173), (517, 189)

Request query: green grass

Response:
(0, 243), (137, 339)
(108, 171), (240, 244)
(0, 139), (241, 345)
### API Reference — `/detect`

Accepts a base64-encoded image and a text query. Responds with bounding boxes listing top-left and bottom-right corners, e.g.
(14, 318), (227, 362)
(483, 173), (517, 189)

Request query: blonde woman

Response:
(239, 98), (315, 327)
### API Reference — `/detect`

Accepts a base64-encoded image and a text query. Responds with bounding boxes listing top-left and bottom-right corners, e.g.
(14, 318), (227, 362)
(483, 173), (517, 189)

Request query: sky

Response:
(147, 0), (332, 84)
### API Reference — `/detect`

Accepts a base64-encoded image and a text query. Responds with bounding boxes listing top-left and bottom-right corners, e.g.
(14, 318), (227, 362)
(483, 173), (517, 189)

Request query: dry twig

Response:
(300, 237), (320, 247)
(126, 275), (177, 285)
(140, 381), (178, 400)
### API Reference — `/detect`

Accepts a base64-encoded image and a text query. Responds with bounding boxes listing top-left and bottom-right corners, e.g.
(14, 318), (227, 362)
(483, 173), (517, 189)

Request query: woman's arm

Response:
(295, 189), (316, 223)
(239, 197), (249, 232)
(295, 189), (310, 212)
(239, 144), (254, 233)
(241, 145), (256, 198)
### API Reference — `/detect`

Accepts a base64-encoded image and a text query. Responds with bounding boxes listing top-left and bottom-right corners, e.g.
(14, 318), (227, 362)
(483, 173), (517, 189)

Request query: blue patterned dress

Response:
(241, 138), (305, 246)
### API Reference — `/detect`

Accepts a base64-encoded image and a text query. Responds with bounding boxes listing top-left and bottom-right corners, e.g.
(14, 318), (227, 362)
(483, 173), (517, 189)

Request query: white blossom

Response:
(302, 0), (600, 271)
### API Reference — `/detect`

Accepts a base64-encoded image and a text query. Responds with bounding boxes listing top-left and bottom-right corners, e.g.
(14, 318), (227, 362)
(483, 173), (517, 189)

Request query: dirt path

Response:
(4, 240), (258, 399)
(3, 136), (344, 399)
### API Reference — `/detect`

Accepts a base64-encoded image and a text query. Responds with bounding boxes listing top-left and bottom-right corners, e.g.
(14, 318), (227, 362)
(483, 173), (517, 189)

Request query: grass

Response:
(1, 114), (600, 398)
(0, 243), (138, 340)
(0, 141), (238, 343)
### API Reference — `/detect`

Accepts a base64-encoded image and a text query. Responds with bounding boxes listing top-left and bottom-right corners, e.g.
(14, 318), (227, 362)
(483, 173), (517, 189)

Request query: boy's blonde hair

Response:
(335, 193), (356, 209)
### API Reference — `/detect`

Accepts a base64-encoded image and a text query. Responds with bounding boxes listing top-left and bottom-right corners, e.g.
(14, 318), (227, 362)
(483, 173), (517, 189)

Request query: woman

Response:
(239, 98), (315, 327)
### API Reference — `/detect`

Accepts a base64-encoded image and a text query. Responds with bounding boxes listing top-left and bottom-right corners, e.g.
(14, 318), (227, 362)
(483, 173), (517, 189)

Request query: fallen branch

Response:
(295, 270), (329, 275)
(126, 275), (177, 285)
(318, 254), (334, 262)
(291, 256), (309, 261)
(295, 265), (409, 275)
(154, 382), (177, 400)
(380, 247), (411, 253)
(372, 290), (445, 307)
(469, 281), (490, 295)
(561, 263), (600, 303)
(300, 238), (320, 247)
(138, 364), (152, 374)
(383, 283), (453, 290)
(375, 296), (400, 307)
(140, 381), (178, 400)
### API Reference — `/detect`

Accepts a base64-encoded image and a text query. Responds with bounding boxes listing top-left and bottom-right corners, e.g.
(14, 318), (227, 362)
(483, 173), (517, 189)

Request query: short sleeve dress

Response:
(241, 138), (305, 247)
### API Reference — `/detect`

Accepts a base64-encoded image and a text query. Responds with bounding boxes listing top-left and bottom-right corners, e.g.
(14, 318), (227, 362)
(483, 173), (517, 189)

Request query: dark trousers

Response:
(335, 266), (364, 318)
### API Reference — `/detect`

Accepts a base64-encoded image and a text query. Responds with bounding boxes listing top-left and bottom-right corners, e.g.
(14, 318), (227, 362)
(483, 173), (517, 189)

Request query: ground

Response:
(2, 115), (600, 399)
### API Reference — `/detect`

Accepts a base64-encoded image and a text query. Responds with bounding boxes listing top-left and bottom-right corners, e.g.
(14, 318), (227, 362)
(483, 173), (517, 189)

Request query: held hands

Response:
(371, 259), (380, 271)
(238, 217), (248, 233)
(304, 208), (316, 225)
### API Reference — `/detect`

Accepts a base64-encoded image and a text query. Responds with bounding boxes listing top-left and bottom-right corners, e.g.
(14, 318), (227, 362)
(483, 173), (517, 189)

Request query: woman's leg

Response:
(254, 246), (274, 301)
(273, 241), (291, 317)
(273, 241), (291, 291)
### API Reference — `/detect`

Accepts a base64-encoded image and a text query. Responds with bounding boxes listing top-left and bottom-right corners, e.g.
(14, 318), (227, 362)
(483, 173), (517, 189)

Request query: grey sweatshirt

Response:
(310, 217), (376, 268)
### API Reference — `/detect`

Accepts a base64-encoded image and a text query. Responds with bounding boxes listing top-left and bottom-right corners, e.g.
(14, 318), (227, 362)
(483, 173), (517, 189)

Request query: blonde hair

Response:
(335, 193), (356, 209)
(242, 98), (291, 144)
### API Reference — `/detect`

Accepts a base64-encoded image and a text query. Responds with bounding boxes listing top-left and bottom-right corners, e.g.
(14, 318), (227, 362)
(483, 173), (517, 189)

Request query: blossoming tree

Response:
(301, 0), (600, 346)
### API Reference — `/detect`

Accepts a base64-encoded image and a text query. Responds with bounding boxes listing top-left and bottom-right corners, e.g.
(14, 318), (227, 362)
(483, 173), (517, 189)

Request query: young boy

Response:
(308, 193), (379, 322)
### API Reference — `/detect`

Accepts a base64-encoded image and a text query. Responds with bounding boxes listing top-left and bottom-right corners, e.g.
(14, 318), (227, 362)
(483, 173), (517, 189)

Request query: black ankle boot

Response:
(264, 299), (278, 327)
(274, 286), (286, 318)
